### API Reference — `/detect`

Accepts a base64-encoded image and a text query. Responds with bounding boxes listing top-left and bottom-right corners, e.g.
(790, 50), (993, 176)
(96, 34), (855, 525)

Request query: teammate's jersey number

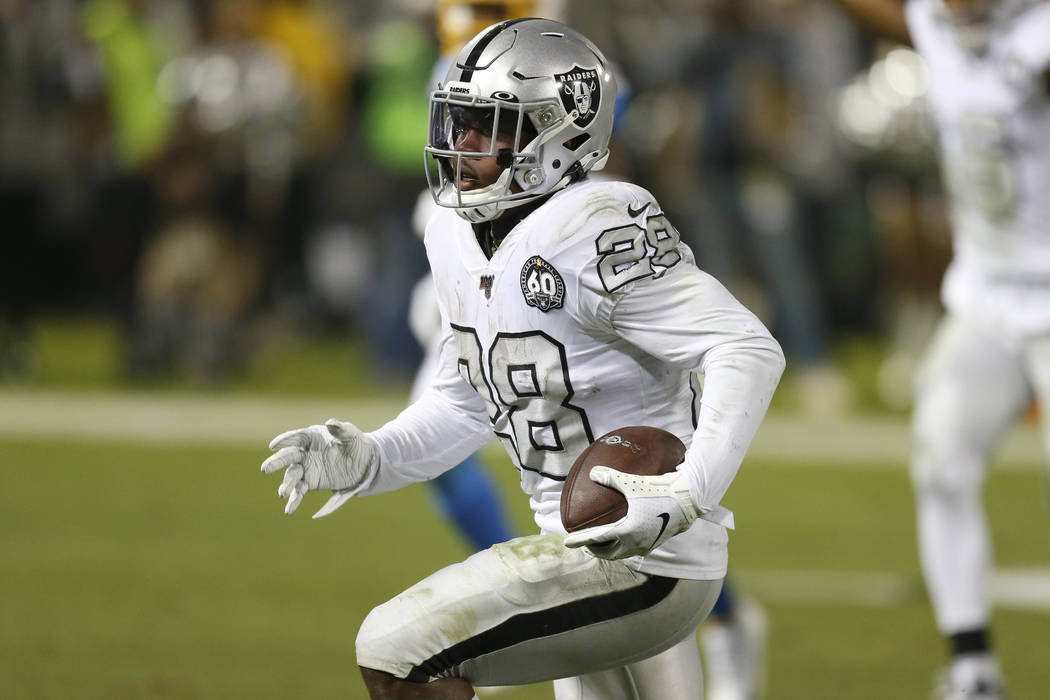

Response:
(450, 326), (593, 480)
(596, 212), (683, 292)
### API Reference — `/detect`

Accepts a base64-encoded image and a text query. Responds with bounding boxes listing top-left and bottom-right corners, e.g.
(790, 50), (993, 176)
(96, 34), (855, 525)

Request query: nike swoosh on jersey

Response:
(627, 202), (648, 218)
(650, 512), (671, 550)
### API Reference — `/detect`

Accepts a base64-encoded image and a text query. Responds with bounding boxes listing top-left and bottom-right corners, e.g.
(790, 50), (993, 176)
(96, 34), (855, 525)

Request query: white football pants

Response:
(911, 314), (1050, 633)
(550, 633), (705, 700)
(356, 532), (722, 698)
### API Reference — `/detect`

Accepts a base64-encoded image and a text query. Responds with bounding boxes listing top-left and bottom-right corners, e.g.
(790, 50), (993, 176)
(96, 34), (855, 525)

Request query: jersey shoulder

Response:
(423, 204), (468, 243)
(423, 205), (473, 266)
(535, 179), (660, 241)
(522, 179), (665, 268)
(524, 178), (691, 298)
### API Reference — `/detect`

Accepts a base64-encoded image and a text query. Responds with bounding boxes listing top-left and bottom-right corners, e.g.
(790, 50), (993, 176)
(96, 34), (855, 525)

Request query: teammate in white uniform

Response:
(833, 2), (1050, 697)
(261, 18), (784, 699)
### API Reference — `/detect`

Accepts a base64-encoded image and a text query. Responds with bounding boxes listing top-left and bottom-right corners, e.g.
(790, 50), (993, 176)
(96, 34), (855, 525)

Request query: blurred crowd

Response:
(0, 0), (951, 408)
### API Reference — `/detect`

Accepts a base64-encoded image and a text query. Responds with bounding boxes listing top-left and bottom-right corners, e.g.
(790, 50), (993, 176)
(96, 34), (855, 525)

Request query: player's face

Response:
(449, 106), (518, 190)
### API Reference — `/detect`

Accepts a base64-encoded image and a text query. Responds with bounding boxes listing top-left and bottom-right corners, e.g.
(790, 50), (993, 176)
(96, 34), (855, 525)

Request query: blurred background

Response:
(0, 0), (950, 403)
(1, 1), (1046, 699)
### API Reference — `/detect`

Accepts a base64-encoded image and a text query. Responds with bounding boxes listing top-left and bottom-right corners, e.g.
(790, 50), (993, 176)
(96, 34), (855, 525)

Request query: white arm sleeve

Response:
(354, 330), (494, 497)
(609, 265), (785, 515)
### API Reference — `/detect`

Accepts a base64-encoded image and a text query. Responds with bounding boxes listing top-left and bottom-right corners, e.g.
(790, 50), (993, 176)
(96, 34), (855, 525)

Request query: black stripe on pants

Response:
(406, 574), (679, 683)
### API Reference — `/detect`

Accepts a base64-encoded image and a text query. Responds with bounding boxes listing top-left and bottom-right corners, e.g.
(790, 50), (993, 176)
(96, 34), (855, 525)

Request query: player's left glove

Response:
(563, 467), (701, 560)
(260, 418), (377, 517)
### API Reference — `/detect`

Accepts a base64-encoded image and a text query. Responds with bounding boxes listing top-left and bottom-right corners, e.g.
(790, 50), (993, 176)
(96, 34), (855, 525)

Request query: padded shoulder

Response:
(535, 179), (661, 246)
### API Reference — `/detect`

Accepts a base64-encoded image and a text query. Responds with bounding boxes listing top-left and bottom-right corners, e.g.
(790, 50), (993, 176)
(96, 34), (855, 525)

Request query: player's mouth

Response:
(457, 167), (482, 190)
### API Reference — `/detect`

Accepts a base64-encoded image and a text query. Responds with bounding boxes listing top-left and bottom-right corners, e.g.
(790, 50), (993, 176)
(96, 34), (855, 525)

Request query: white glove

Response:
(260, 418), (378, 517)
(563, 466), (702, 560)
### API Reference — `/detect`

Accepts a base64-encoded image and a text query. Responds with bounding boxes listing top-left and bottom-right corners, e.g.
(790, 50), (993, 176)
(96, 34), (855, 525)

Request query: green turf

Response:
(2, 435), (1047, 699)
(14, 315), (412, 398)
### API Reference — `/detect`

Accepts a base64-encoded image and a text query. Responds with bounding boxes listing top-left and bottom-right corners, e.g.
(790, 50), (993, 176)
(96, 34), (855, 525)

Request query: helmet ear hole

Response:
(563, 133), (590, 151)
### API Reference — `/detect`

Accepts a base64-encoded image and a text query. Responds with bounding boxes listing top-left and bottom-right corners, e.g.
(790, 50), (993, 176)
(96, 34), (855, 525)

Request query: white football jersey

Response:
(907, 0), (1050, 336)
(380, 178), (781, 580)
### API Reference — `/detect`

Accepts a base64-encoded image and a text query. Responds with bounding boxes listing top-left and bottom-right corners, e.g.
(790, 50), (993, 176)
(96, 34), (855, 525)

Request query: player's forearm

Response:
(831, 0), (911, 44)
(601, 260), (784, 510)
(362, 389), (493, 496)
(682, 337), (785, 513)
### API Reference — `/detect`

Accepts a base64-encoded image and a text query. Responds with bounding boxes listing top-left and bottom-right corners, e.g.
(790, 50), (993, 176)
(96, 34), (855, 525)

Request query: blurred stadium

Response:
(1, 1), (1047, 698)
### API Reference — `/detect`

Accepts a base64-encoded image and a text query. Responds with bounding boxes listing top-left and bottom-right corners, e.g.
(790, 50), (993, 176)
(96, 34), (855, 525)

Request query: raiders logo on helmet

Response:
(555, 65), (601, 128)
(520, 256), (565, 311)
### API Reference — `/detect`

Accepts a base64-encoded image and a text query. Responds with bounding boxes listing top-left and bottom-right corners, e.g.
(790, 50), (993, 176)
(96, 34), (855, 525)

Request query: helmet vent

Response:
(540, 32), (565, 38)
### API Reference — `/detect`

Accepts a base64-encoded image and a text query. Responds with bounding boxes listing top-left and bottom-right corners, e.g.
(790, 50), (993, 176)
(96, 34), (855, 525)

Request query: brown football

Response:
(560, 426), (686, 533)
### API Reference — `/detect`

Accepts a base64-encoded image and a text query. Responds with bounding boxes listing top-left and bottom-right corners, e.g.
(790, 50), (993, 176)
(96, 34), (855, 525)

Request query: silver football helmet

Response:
(424, 18), (618, 223)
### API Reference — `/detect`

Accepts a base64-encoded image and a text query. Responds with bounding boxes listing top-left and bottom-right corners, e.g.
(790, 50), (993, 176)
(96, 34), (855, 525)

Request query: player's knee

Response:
(910, 396), (989, 499)
(355, 606), (384, 667)
(356, 603), (410, 680)
(910, 441), (984, 501)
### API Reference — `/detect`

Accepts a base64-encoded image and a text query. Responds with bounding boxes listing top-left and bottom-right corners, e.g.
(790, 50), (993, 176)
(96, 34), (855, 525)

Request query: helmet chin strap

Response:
(450, 166), (517, 223)
(456, 202), (500, 223)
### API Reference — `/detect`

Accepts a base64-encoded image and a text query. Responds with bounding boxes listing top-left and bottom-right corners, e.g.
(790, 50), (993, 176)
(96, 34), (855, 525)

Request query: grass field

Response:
(2, 393), (1048, 699)
(1, 317), (1047, 699)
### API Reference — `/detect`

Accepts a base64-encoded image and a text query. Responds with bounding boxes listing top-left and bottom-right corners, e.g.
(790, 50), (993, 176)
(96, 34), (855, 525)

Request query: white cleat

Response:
(701, 597), (768, 700)
(931, 654), (1007, 700)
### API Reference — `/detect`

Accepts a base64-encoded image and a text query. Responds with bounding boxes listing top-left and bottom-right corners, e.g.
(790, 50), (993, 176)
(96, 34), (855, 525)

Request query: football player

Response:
(261, 18), (784, 699)
(832, 1), (1050, 698)
(428, 4), (770, 696)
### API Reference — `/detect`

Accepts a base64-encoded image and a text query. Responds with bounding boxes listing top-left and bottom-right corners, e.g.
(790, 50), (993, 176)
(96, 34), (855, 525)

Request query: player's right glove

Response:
(564, 466), (734, 560)
(563, 467), (700, 559)
(260, 418), (377, 517)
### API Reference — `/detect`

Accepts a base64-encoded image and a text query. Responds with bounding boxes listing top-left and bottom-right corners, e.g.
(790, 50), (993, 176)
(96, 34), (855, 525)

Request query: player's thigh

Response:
(912, 315), (1030, 475)
(355, 533), (719, 687)
(552, 628), (709, 700)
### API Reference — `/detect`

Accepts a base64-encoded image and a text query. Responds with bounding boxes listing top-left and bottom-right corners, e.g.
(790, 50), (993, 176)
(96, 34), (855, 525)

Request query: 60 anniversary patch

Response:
(520, 256), (565, 312)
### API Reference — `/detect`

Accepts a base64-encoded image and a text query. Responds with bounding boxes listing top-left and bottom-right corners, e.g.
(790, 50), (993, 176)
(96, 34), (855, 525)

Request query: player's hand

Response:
(260, 419), (378, 517)
(563, 467), (700, 560)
